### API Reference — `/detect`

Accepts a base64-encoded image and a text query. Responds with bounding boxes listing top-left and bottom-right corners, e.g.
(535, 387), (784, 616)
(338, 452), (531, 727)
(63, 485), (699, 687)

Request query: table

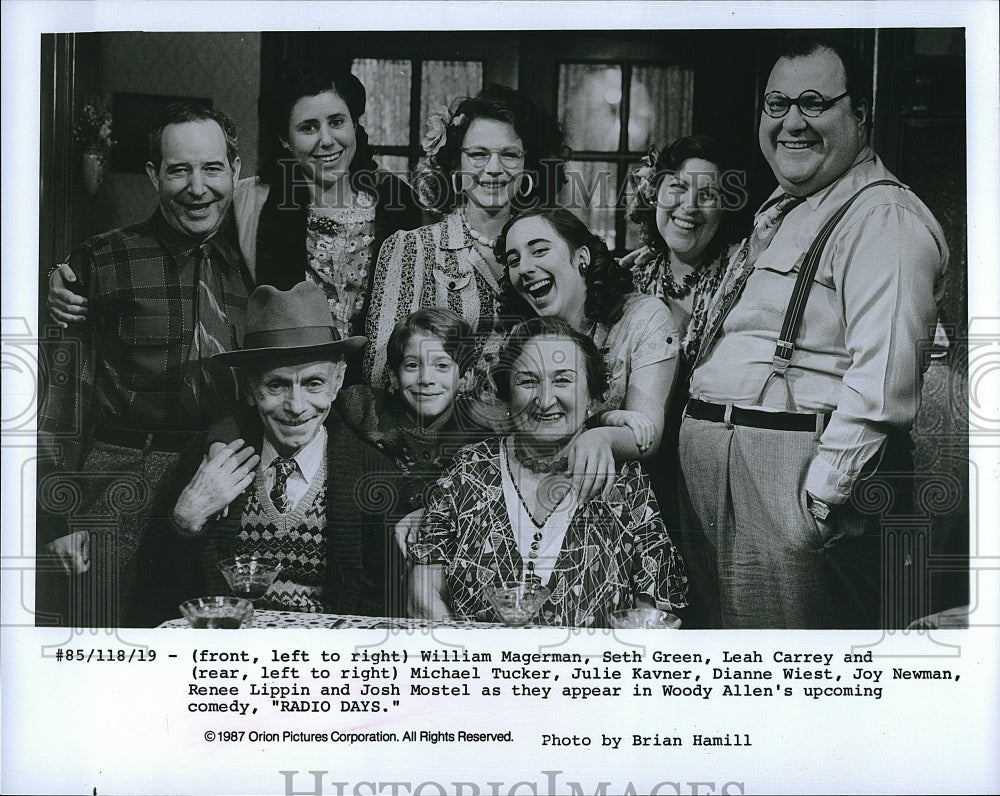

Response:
(159, 609), (506, 629)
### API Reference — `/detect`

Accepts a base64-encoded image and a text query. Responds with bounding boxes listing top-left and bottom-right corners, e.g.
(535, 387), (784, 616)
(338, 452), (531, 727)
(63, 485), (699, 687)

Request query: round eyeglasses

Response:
(461, 147), (525, 168)
(763, 90), (850, 118)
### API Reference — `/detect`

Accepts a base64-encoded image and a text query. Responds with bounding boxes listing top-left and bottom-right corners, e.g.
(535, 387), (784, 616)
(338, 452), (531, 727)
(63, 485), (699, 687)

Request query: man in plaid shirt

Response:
(38, 103), (253, 626)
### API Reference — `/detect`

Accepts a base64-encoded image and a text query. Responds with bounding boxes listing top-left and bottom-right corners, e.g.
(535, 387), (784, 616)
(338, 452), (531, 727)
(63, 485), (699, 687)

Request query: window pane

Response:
(420, 60), (483, 135)
(623, 161), (646, 251)
(352, 58), (412, 146)
(561, 160), (619, 251)
(375, 154), (410, 180)
(632, 65), (695, 152)
(559, 64), (623, 153)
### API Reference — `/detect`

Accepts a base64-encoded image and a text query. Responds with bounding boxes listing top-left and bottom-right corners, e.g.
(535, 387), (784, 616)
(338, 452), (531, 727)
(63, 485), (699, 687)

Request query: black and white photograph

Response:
(2, 2), (998, 795)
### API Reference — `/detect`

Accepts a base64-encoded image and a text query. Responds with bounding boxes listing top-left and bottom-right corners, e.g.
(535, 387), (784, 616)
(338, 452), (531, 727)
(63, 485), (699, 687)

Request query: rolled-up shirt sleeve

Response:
(805, 202), (948, 504)
(38, 251), (97, 473)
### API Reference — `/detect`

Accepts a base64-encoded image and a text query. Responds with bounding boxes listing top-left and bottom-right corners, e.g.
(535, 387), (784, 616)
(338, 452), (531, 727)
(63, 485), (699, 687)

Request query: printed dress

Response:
(304, 192), (377, 340)
(410, 438), (688, 627)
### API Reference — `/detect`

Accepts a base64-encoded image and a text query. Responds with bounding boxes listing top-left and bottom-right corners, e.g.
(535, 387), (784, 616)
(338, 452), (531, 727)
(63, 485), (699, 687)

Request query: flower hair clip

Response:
(626, 147), (659, 220)
(421, 105), (466, 158)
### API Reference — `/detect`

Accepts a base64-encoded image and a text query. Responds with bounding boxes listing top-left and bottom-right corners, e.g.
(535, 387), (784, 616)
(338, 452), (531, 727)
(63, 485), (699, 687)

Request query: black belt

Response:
(685, 399), (829, 433)
(93, 426), (202, 452)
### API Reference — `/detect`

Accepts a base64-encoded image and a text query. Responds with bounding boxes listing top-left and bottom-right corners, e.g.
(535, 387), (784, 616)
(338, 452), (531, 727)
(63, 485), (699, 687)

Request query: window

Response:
(352, 58), (483, 176)
(557, 62), (694, 252)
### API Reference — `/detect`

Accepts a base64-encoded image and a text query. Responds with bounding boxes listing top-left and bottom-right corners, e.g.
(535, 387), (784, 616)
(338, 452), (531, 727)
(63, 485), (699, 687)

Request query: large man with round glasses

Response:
(678, 33), (949, 629)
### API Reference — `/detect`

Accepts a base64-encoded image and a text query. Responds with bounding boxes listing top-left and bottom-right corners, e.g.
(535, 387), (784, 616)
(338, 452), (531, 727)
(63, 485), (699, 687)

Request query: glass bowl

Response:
(178, 596), (254, 629)
(485, 581), (550, 626)
(608, 607), (682, 629)
(217, 555), (282, 601)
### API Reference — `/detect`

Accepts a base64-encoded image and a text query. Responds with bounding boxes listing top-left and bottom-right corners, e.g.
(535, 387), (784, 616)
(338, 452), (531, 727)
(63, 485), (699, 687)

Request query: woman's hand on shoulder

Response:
(599, 409), (654, 453)
(47, 264), (88, 327)
(566, 428), (617, 503)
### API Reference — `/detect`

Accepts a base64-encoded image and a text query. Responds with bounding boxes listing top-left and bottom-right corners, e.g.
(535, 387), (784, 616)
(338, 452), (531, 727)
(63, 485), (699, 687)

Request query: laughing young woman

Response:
(496, 207), (681, 489)
(363, 85), (567, 389)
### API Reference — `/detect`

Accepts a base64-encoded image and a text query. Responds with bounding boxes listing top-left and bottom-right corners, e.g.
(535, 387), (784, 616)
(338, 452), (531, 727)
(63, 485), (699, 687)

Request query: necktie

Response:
(181, 243), (236, 418)
(694, 193), (806, 366)
(270, 457), (297, 514)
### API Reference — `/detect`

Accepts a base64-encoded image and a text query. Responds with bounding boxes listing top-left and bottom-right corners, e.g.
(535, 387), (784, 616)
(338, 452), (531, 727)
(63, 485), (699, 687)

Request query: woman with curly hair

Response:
(620, 137), (747, 545)
(496, 207), (680, 499)
(364, 84), (567, 388)
(622, 134), (746, 362)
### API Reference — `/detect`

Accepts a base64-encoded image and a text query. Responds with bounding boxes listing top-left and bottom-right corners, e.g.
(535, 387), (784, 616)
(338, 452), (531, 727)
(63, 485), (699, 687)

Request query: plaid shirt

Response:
(39, 210), (253, 472)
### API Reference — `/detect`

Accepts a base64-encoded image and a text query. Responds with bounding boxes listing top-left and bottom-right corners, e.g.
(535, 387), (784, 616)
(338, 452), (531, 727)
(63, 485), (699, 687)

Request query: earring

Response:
(518, 172), (535, 196)
(451, 173), (464, 196)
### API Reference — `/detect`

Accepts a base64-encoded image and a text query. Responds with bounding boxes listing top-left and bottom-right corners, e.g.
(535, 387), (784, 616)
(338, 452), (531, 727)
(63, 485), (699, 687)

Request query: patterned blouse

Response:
(621, 244), (729, 362)
(410, 438), (688, 627)
(305, 191), (377, 339)
(364, 210), (503, 388)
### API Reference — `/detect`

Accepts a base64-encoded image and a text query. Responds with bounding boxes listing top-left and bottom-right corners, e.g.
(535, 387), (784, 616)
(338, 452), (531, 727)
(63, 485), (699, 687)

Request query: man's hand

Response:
(566, 428), (617, 503)
(173, 440), (259, 536)
(46, 530), (90, 574)
(599, 409), (655, 452)
(47, 263), (88, 328)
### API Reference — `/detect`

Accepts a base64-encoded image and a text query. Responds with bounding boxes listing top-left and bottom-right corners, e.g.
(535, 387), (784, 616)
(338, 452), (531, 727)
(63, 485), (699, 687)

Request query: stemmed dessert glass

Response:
(217, 555), (282, 608)
(178, 596), (254, 628)
(485, 580), (550, 626)
(608, 607), (682, 629)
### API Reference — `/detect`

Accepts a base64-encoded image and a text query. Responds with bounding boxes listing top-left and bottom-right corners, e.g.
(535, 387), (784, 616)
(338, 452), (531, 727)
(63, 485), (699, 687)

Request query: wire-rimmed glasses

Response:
(461, 147), (525, 168)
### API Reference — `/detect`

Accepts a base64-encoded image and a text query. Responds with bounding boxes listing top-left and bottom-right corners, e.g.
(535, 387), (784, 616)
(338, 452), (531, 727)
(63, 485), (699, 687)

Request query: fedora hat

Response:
(214, 281), (366, 367)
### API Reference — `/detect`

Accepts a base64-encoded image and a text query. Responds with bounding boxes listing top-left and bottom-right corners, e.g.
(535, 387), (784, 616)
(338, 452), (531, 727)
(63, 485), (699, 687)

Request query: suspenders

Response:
(758, 179), (908, 409)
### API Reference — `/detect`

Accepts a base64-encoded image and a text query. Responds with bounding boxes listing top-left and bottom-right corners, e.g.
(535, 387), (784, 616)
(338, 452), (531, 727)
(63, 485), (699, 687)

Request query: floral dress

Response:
(410, 438), (688, 627)
(304, 191), (377, 339)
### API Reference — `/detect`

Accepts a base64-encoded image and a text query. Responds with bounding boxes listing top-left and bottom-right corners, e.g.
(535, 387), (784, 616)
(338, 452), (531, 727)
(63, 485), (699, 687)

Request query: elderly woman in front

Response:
(496, 207), (680, 498)
(409, 317), (687, 627)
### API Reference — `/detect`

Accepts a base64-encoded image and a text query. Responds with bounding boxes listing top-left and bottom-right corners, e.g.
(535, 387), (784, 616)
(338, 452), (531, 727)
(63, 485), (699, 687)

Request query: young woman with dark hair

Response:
(496, 207), (681, 491)
(243, 62), (422, 340)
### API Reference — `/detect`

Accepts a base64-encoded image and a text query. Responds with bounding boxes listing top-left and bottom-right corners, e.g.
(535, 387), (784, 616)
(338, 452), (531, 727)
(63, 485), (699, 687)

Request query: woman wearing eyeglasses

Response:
(363, 84), (568, 389)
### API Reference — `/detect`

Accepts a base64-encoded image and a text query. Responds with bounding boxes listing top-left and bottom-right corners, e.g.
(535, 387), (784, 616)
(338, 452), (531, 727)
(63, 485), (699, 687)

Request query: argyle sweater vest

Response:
(235, 460), (328, 612)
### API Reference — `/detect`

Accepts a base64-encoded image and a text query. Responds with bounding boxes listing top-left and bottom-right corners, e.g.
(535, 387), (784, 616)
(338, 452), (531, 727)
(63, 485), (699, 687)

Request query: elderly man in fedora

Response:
(170, 281), (399, 615)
